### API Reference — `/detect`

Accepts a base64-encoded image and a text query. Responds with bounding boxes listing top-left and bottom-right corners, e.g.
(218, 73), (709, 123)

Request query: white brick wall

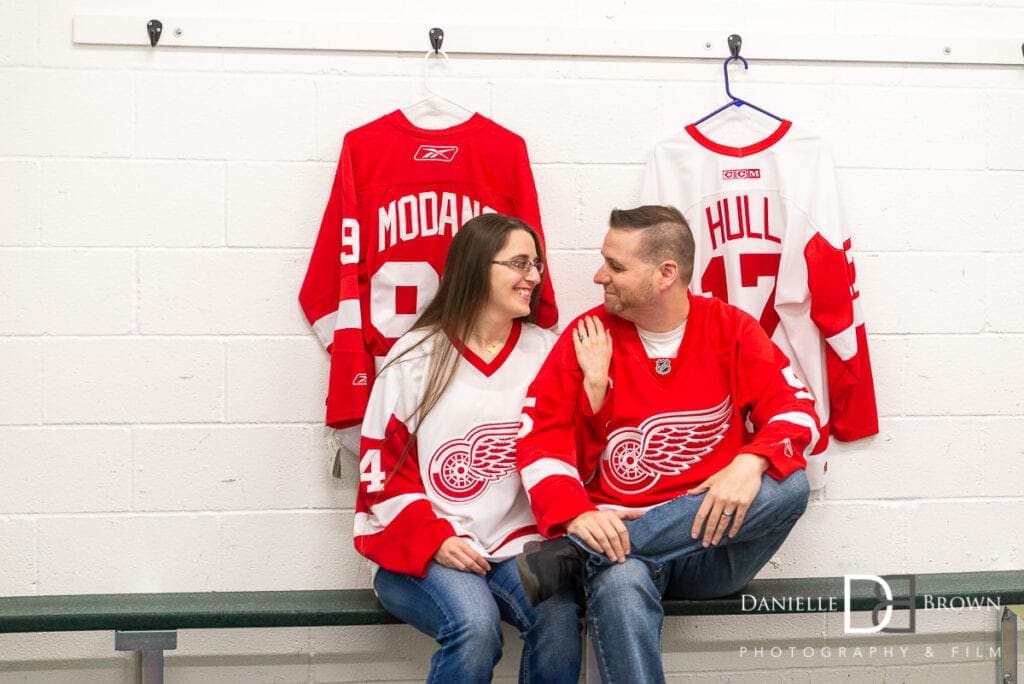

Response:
(2, 0), (1022, 681)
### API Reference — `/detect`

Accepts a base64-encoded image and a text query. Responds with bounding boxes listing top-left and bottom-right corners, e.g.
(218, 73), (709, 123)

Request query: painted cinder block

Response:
(225, 337), (330, 423)
(227, 162), (335, 248)
(856, 252), (986, 334)
(979, 418), (1024, 497)
(832, 86), (989, 170)
(824, 418), (984, 500)
(903, 336), (1024, 416)
(138, 249), (309, 335)
(859, 334), (905, 418)
(132, 425), (345, 511)
(0, 427), (131, 513)
(0, 70), (132, 157)
(212, 511), (364, 591)
(0, 339), (41, 425)
(577, 164), (646, 243)
(41, 160), (225, 247)
(543, 250), (605, 327)
(0, 249), (135, 335)
(0, 160), (40, 245)
(903, 499), (1024, 572)
(0, 0), (38, 66)
(531, 164), (579, 250)
(988, 90), (1024, 171)
(0, 518), (36, 596)
(42, 338), (223, 424)
(135, 74), (315, 161)
(984, 254), (1024, 332)
(490, 79), (662, 165)
(774, 501), (909, 576)
(36, 515), (222, 594)
(841, 169), (1024, 253)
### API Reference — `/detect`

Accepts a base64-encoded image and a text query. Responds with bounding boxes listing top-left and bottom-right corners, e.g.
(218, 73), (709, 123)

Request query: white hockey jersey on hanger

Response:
(641, 119), (878, 489)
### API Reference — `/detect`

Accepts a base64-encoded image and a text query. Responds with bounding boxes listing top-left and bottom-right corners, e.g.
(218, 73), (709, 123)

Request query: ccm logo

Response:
(414, 145), (459, 162)
(722, 168), (761, 180)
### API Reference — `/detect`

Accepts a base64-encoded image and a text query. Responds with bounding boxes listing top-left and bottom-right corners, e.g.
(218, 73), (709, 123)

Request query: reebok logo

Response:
(722, 168), (761, 180)
(414, 145), (459, 162)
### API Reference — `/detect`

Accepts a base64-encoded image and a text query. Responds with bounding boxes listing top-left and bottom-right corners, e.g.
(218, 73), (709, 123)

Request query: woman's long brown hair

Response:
(379, 213), (546, 465)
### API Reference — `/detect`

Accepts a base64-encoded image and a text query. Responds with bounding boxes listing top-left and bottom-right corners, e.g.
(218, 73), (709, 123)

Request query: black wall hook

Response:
(728, 34), (742, 59)
(147, 19), (162, 47)
(429, 27), (444, 54)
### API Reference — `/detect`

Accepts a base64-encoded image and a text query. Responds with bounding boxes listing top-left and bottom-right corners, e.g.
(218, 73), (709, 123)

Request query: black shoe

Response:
(517, 537), (586, 607)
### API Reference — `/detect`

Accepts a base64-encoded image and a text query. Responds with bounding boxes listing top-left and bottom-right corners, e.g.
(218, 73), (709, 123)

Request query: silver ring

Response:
(721, 511), (735, 517)
(578, 334), (587, 342)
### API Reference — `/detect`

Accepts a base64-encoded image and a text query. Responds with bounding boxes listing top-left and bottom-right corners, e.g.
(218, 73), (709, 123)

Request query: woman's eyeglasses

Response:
(491, 259), (545, 275)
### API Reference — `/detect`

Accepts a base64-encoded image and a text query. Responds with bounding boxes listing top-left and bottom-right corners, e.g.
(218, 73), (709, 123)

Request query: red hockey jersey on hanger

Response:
(300, 111), (558, 429)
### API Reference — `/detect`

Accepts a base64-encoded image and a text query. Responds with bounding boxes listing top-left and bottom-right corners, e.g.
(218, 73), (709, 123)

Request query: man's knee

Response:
(587, 558), (661, 609)
(764, 470), (810, 519)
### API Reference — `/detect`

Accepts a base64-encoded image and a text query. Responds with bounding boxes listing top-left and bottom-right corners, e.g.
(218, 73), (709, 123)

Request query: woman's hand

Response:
(434, 537), (491, 575)
(573, 316), (612, 413)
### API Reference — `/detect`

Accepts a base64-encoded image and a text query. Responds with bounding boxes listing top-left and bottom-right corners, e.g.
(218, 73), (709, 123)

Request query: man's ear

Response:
(656, 260), (679, 291)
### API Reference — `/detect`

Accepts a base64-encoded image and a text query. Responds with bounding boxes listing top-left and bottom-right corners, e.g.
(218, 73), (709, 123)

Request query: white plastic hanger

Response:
(401, 45), (475, 129)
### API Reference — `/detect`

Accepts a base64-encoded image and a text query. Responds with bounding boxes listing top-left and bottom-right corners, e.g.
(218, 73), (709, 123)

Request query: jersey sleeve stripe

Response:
(767, 411), (821, 456)
(312, 312), (337, 348)
(334, 299), (361, 331)
(520, 458), (581, 491)
(825, 324), (858, 362)
(356, 493), (429, 534)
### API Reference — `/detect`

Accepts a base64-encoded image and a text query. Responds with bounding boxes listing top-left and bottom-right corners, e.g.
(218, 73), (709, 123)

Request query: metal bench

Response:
(1, 571), (1021, 683)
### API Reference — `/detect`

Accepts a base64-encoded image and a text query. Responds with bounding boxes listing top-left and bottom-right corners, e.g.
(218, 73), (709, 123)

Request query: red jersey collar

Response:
(684, 120), (792, 157)
(457, 320), (523, 377)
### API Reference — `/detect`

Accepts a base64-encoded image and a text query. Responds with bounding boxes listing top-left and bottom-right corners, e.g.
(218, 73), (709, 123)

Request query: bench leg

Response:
(114, 630), (177, 684)
(1000, 606), (1022, 684)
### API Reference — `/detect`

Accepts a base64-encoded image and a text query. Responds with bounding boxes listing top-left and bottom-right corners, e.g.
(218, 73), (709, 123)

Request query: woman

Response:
(353, 213), (582, 683)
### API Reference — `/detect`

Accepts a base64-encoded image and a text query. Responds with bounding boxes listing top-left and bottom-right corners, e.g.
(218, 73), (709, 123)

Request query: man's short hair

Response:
(609, 205), (695, 284)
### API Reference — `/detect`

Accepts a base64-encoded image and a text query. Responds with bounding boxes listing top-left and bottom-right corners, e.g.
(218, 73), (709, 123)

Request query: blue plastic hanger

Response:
(693, 35), (783, 125)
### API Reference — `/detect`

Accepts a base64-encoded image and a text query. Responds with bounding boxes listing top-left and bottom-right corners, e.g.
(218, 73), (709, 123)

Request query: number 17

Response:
(700, 253), (781, 338)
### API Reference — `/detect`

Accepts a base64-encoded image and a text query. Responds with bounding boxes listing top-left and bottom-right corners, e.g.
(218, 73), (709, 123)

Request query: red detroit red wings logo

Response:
(428, 421), (519, 502)
(601, 397), (733, 495)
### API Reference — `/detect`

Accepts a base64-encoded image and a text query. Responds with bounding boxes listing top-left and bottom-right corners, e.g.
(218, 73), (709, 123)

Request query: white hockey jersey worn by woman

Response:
(354, 321), (555, 578)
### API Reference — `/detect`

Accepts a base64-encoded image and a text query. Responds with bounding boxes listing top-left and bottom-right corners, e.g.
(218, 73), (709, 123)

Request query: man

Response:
(516, 205), (816, 683)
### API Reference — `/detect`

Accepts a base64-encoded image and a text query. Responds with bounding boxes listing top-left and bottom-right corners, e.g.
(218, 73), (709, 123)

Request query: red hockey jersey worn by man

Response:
(641, 121), (877, 485)
(300, 111), (558, 429)
(517, 294), (820, 538)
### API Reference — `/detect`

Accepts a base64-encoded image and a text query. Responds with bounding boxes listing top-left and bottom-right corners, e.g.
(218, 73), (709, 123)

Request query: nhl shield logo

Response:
(655, 358), (671, 375)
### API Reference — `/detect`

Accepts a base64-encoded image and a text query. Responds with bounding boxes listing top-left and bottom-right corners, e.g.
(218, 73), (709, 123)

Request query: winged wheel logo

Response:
(601, 397), (733, 494)
(427, 421), (519, 502)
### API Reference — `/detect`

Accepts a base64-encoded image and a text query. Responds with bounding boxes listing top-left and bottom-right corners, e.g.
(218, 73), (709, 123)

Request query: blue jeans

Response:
(580, 471), (810, 683)
(374, 557), (583, 683)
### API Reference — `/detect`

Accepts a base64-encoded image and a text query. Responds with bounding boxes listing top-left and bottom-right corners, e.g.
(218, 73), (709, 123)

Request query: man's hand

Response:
(433, 537), (491, 575)
(567, 509), (644, 563)
(688, 453), (768, 547)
